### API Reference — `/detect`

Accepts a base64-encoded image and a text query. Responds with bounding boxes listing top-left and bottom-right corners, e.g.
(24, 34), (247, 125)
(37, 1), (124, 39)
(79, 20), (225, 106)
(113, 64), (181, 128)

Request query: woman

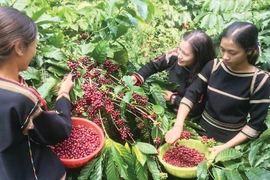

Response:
(132, 30), (217, 117)
(0, 7), (74, 180)
(165, 22), (270, 157)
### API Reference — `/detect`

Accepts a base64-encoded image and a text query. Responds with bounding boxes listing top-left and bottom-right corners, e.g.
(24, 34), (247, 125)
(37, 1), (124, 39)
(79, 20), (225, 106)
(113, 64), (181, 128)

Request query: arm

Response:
(28, 96), (72, 145)
(133, 48), (178, 85)
(210, 74), (270, 157)
(165, 60), (214, 144)
(27, 74), (74, 145)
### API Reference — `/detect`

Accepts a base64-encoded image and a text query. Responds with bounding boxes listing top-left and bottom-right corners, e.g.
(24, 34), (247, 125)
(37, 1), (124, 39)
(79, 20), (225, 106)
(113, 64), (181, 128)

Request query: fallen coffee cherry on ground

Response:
(52, 125), (100, 159)
(163, 145), (206, 167)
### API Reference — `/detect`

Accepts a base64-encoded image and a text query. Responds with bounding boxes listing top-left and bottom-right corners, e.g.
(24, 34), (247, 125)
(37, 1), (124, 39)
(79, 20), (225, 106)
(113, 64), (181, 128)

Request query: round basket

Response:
(60, 117), (105, 169)
(158, 139), (214, 179)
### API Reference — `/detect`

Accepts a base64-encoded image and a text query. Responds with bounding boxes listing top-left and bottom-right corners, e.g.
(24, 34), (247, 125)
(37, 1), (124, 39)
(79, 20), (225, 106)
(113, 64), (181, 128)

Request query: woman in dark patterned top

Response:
(165, 21), (270, 157)
(0, 7), (74, 180)
(132, 30), (217, 117)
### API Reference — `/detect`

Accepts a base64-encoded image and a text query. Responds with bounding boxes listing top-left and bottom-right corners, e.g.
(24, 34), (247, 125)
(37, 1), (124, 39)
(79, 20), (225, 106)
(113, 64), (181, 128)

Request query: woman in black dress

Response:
(166, 21), (270, 157)
(0, 7), (74, 180)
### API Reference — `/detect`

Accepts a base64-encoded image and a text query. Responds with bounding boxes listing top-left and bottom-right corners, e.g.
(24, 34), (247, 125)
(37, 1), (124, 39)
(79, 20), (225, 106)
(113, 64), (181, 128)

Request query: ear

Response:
(14, 41), (25, 56)
(246, 49), (253, 56)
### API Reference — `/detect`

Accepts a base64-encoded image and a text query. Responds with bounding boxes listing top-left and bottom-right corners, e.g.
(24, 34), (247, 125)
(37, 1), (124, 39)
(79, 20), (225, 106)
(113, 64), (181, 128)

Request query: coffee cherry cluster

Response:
(201, 136), (216, 147)
(163, 145), (206, 167)
(132, 93), (148, 106)
(52, 125), (100, 159)
(180, 131), (191, 140)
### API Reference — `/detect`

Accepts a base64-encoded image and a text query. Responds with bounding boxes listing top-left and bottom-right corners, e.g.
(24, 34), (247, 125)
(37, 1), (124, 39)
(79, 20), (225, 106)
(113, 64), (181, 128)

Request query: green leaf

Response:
(200, 13), (211, 28)
(114, 85), (125, 95)
(105, 153), (119, 180)
(48, 33), (65, 48)
(133, 145), (147, 166)
(113, 50), (128, 65)
(152, 105), (164, 115)
(184, 120), (205, 131)
(150, 80), (179, 90)
(122, 75), (133, 89)
(160, 115), (169, 131)
(212, 167), (226, 180)
(78, 157), (99, 180)
(116, 24), (128, 39)
(132, 86), (145, 96)
(197, 161), (208, 180)
(248, 142), (262, 166)
(152, 92), (167, 108)
(31, 7), (49, 21)
(37, 78), (58, 98)
(136, 142), (158, 154)
(123, 91), (133, 103)
(20, 67), (41, 81)
(80, 43), (95, 55)
(135, 160), (148, 180)
(147, 156), (161, 180)
(245, 167), (270, 180)
(89, 157), (102, 180)
(224, 169), (242, 180)
(131, 0), (148, 20)
(45, 60), (69, 71)
(47, 66), (69, 76)
(41, 46), (64, 61)
(215, 148), (243, 162)
(126, 13), (139, 29)
(92, 41), (109, 63)
(209, 13), (217, 28)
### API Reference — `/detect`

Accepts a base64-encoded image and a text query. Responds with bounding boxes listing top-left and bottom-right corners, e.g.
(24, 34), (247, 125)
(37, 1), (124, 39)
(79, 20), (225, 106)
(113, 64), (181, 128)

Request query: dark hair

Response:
(183, 30), (217, 82)
(219, 21), (259, 65)
(0, 6), (38, 62)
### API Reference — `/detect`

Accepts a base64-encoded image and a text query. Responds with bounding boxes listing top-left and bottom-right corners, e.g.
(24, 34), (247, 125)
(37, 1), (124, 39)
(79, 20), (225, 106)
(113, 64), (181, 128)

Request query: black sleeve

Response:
(172, 94), (182, 108)
(242, 75), (270, 138)
(28, 96), (72, 145)
(136, 49), (178, 80)
(181, 60), (214, 109)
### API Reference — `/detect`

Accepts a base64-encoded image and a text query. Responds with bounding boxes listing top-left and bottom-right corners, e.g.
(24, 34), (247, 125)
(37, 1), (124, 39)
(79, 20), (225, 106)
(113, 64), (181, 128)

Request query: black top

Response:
(0, 77), (71, 180)
(182, 59), (270, 141)
(134, 50), (205, 117)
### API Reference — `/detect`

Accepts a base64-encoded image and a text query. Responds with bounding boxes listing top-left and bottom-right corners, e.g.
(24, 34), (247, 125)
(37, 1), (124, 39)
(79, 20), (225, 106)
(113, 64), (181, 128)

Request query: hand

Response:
(59, 73), (74, 94)
(163, 90), (173, 101)
(131, 75), (137, 85)
(165, 125), (183, 146)
(165, 48), (178, 60)
(208, 144), (226, 158)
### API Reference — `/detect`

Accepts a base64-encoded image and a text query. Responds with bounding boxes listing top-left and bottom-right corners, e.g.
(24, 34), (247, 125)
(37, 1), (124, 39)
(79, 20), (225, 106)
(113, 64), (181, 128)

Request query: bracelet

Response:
(58, 92), (69, 96)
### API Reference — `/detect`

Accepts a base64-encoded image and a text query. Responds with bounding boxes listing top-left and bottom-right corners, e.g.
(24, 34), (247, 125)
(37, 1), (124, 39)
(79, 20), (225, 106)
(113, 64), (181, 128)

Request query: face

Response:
(18, 38), (37, 71)
(220, 37), (250, 70)
(176, 40), (195, 67)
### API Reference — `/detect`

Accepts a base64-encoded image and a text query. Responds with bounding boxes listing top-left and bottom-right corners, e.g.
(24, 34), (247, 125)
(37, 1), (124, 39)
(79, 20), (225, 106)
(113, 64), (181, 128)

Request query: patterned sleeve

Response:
(27, 96), (72, 145)
(134, 49), (178, 84)
(242, 74), (270, 139)
(181, 59), (215, 109)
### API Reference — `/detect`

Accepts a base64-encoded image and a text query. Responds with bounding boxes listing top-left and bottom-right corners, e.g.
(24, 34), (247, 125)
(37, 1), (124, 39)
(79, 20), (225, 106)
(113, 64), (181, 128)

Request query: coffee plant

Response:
(1, 0), (270, 179)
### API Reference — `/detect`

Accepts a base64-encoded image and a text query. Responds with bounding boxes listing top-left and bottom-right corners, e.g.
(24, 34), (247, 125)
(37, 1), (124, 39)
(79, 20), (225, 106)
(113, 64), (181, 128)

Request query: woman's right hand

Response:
(165, 125), (183, 145)
(59, 73), (74, 94)
(131, 75), (137, 85)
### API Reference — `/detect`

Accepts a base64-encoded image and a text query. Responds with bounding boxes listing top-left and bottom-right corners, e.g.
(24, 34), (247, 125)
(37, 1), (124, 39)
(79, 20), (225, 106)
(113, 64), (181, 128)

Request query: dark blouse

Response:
(0, 77), (71, 180)
(133, 49), (205, 117)
(181, 59), (270, 142)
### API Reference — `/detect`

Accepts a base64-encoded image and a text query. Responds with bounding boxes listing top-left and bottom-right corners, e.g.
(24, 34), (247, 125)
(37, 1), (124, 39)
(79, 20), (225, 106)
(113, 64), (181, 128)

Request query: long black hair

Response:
(183, 30), (217, 83)
(219, 21), (259, 65)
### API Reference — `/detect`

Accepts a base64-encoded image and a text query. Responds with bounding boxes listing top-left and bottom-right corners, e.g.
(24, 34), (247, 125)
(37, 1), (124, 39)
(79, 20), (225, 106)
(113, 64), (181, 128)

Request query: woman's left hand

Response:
(208, 144), (226, 157)
(163, 90), (173, 101)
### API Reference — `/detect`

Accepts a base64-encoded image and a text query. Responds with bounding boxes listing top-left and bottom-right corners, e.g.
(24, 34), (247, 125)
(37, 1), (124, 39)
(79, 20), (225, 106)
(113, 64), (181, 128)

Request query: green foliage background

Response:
(1, 0), (270, 179)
